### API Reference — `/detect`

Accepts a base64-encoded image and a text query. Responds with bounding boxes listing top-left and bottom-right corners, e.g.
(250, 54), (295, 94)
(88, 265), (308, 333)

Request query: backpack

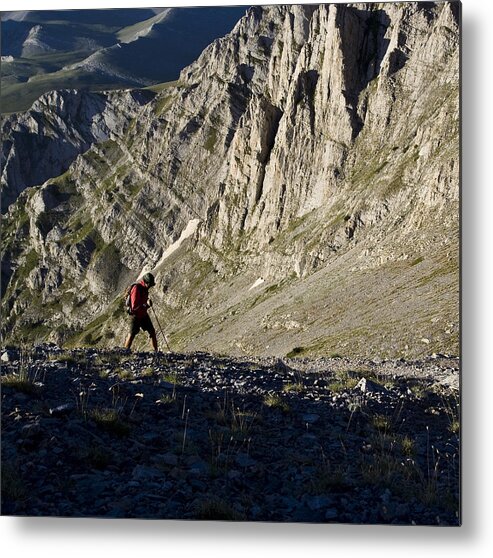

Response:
(124, 283), (140, 315)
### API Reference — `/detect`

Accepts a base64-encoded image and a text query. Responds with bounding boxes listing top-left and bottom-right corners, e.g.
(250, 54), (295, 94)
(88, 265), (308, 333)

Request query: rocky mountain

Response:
(1, 2), (460, 360)
(1, 7), (245, 113)
(1, 88), (157, 210)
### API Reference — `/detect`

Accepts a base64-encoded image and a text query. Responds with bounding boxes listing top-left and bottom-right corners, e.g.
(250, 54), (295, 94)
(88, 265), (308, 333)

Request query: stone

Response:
(21, 423), (42, 438)
(307, 495), (333, 511)
(188, 460), (209, 476)
(356, 377), (388, 394)
(1, 351), (14, 362)
(132, 465), (164, 482)
(50, 403), (75, 417)
(154, 453), (179, 467)
(235, 453), (257, 468)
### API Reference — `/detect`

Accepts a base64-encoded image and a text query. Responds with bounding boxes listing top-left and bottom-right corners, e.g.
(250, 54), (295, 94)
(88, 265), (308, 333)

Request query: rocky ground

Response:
(1, 345), (460, 524)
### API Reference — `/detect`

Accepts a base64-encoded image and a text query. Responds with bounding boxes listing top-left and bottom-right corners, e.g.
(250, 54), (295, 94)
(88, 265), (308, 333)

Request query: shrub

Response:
(286, 347), (305, 358)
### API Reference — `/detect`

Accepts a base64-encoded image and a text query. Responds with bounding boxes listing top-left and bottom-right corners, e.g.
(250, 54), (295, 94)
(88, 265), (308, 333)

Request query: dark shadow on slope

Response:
(90, 7), (246, 85)
(0, 348), (460, 523)
(293, 70), (319, 134)
(1, 20), (32, 57)
(336, 7), (392, 139)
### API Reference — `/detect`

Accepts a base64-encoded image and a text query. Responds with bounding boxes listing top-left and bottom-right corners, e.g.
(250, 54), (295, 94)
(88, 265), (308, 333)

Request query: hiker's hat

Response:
(143, 272), (156, 287)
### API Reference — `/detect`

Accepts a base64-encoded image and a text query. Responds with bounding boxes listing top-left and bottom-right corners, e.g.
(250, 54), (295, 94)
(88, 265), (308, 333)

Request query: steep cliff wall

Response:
(1, 3), (460, 358)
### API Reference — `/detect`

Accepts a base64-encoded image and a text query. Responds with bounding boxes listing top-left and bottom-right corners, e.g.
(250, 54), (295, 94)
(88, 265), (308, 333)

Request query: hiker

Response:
(124, 272), (158, 352)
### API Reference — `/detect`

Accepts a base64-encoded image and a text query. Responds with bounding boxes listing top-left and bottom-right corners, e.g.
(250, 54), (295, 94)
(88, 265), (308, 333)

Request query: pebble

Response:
(50, 403), (75, 416)
(1, 351), (13, 362)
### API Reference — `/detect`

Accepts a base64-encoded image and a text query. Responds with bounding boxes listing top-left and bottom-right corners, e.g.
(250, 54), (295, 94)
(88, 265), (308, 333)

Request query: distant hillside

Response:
(1, 7), (245, 113)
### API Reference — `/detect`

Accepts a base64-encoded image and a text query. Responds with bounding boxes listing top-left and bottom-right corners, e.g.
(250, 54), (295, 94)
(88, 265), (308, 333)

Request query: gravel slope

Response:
(1, 345), (460, 524)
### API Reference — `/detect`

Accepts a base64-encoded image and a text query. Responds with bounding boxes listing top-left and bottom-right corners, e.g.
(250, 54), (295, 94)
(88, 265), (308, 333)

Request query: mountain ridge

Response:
(0, 7), (246, 113)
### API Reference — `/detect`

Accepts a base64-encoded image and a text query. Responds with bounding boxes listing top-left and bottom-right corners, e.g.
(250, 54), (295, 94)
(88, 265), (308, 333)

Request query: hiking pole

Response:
(150, 306), (172, 352)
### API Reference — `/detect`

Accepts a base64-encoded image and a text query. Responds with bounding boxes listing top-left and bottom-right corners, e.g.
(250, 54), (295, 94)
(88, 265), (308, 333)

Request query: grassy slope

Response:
(74, 207), (458, 359)
(1, 19), (121, 113)
(1, 66), (130, 114)
(116, 10), (171, 43)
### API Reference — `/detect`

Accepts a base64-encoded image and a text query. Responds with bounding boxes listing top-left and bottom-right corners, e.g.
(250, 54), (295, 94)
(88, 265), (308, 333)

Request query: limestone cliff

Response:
(1, 3), (460, 358)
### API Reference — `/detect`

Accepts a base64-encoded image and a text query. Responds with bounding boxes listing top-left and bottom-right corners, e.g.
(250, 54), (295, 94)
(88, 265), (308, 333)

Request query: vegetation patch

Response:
(19, 250), (40, 278)
(282, 382), (304, 393)
(263, 393), (289, 412)
(146, 80), (179, 94)
(162, 372), (183, 385)
(1, 373), (39, 395)
(310, 463), (352, 493)
(327, 371), (359, 392)
(400, 435), (416, 457)
(116, 368), (134, 380)
(89, 408), (131, 437)
(79, 444), (114, 469)
(204, 127), (218, 152)
(371, 414), (393, 433)
(157, 394), (176, 406)
(286, 346), (305, 358)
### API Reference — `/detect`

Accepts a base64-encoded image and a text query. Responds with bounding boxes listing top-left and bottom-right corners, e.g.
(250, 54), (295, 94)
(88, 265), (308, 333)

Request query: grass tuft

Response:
(328, 371), (359, 392)
(1, 373), (39, 395)
(116, 368), (134, 380)
(89, 408), (131, 437)
(156, 394), (176, 405)
(371, 414), (393, 433)
(263, 394), (290, 412)
(400, 435), (416, 457)
(282, 382), (304, 393)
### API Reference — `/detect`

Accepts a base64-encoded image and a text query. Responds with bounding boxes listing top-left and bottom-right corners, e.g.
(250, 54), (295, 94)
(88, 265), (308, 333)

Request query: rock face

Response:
(1, 88), (156, 210)
(1, 3), (460, 359)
